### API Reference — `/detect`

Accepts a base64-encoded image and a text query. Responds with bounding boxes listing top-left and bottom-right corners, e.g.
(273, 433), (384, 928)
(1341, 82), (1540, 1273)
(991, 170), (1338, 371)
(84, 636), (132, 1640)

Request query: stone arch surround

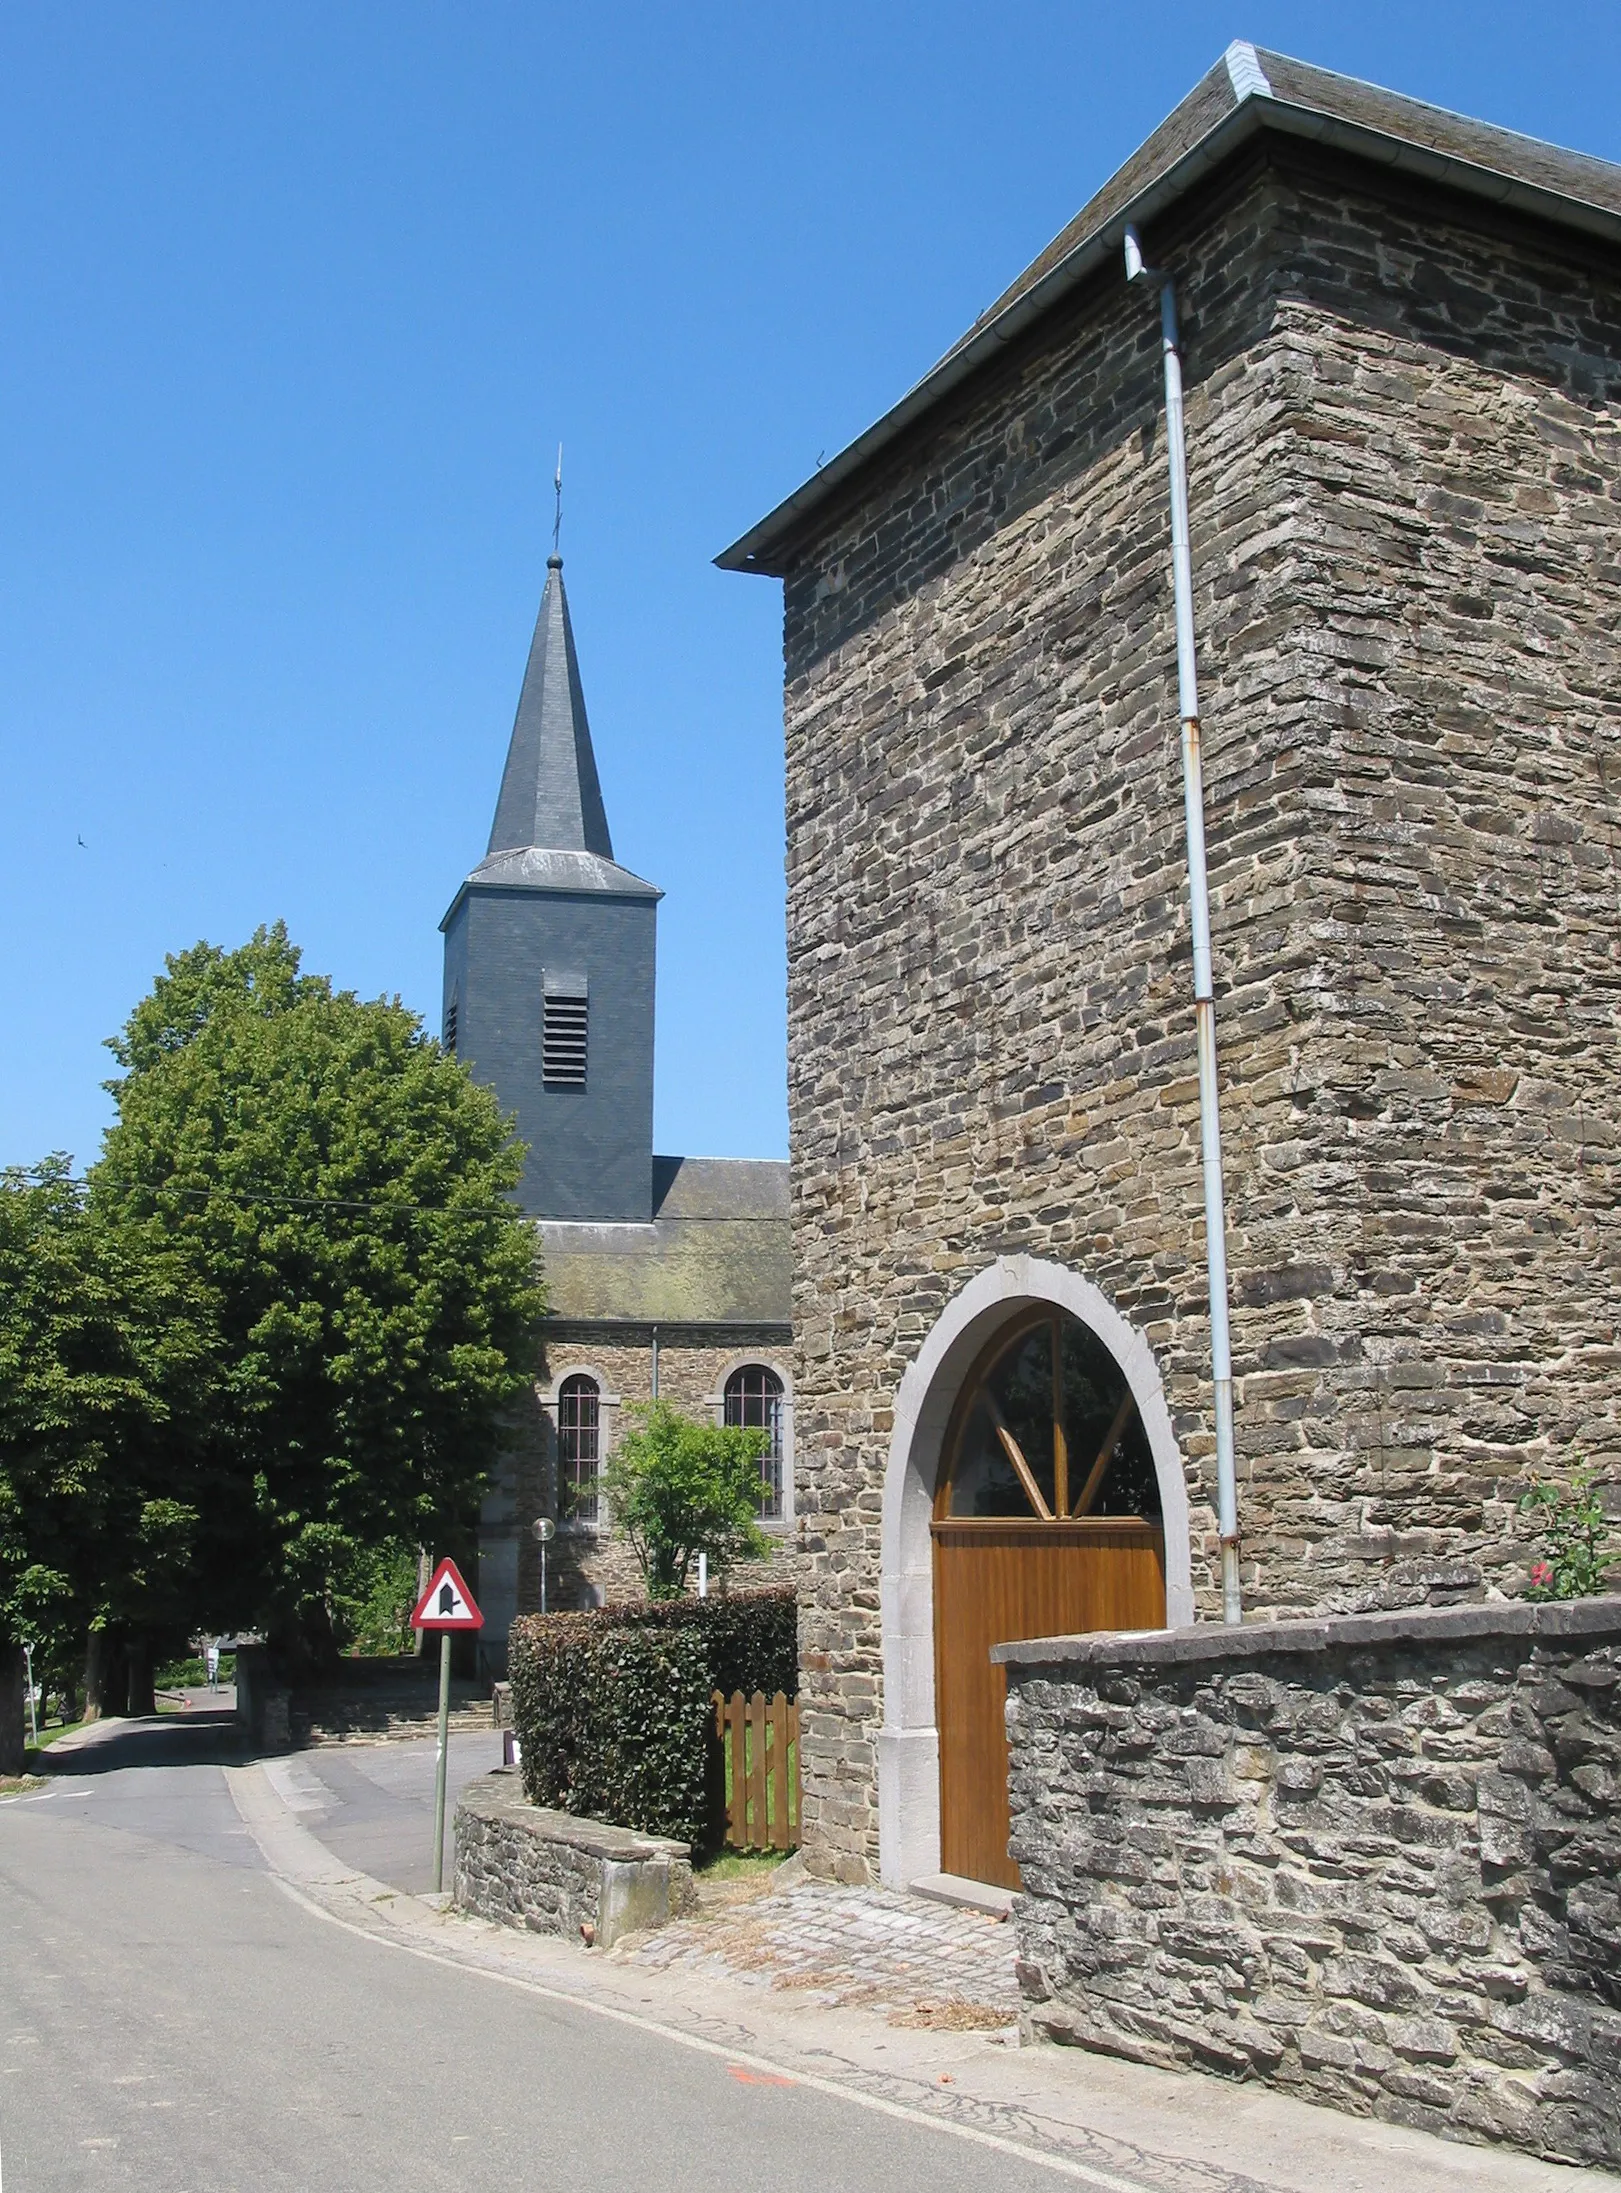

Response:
(876, 1254), (1194, 1888)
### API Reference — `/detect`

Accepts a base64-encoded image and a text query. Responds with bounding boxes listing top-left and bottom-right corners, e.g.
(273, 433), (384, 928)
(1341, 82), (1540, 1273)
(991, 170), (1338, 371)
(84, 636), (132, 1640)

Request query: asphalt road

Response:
(0, 1716), (1068, 2192)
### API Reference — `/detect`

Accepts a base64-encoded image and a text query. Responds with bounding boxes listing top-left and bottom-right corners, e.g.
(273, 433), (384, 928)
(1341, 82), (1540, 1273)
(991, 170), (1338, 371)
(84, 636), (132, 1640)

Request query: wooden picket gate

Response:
(711, 1689), (799, 1851)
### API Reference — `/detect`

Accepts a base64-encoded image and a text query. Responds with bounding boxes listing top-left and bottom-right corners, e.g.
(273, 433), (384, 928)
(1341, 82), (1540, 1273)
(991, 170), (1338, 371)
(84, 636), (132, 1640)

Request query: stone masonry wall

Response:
(777, 145), (1621, 1879)
(1000, 1599), (1621, 2169)
(455, 1767), (695, 1948)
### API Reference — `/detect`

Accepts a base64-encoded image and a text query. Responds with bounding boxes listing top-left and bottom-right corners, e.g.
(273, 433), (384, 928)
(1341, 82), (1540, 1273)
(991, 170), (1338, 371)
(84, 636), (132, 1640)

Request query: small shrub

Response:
(1519, 1465), (1617, 1600)
(603, 1402), (770, 1598)
(508, 1584), (797, 1847)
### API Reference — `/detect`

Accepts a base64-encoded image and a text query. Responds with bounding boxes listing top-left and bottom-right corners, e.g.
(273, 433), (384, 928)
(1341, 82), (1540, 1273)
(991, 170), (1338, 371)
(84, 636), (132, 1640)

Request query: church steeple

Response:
(441, 544), (661, 1224)
(487, 556), (614, 859)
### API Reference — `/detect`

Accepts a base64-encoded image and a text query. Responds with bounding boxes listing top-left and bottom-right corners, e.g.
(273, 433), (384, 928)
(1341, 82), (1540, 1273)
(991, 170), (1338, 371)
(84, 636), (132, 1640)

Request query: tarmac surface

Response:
(3, 1707), (1616, 2193)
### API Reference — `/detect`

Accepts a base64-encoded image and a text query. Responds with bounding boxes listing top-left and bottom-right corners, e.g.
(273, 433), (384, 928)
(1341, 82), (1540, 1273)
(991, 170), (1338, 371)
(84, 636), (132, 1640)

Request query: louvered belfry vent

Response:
(443, 996), (459, 1054)
(543, 975), (589, 1088)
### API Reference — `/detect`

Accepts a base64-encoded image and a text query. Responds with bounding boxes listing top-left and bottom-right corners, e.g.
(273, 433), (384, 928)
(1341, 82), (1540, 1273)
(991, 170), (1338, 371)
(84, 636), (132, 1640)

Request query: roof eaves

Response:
(717, 77), (1621, 580)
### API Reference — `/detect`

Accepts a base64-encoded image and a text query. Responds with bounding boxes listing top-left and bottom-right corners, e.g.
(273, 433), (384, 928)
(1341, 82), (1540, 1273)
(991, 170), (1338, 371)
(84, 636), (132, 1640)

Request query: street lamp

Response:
(531, 1516), (556, 1614)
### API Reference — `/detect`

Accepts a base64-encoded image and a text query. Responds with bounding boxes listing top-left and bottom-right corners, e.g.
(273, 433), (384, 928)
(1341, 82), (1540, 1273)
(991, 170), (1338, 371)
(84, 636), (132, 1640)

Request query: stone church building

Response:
(441, 555), (791, 1664)
(722, 48), (1621, 1889)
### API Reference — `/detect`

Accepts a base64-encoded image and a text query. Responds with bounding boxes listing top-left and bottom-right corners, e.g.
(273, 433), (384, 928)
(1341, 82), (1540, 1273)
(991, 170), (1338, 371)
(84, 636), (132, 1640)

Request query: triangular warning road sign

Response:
(410, 1556), (484, 1631)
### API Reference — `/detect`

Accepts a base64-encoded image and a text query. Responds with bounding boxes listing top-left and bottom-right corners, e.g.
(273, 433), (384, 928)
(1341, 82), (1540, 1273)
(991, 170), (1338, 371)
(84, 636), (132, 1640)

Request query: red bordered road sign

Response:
(410, 1557), (484, 1631)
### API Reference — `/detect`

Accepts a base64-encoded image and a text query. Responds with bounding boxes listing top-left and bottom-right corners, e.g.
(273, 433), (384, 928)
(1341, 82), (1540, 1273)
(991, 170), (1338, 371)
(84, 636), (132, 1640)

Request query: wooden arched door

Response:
(933, 1307), (1166, 1888)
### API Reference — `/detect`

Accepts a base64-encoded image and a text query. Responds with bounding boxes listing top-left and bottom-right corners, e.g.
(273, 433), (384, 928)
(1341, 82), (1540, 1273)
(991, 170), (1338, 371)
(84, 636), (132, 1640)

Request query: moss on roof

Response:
(538, 1156), (790, 1326)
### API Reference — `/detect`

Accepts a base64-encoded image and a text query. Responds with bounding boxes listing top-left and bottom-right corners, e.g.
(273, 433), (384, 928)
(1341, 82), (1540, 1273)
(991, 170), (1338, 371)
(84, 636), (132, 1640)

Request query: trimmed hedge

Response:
(508, 1585), (797, 1848)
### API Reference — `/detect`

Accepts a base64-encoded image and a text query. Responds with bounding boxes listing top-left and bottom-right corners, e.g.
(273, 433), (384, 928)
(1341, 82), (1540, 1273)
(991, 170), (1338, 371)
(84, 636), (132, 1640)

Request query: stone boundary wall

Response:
(997, 1600), (1621, 2168)
(234, 1644), (290, 1751)
(454, 1769), (696, 1949)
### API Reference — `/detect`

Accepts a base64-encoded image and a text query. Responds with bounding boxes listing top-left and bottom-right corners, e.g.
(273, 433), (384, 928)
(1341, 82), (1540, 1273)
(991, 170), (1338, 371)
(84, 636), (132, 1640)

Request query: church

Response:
(440, 552), (792, 1666)
(722, 47), (1621, 1890)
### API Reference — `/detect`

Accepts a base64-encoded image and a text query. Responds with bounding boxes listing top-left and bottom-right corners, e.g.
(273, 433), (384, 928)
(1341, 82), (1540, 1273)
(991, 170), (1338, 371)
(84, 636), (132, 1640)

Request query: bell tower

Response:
(440, 555), (660, 1221)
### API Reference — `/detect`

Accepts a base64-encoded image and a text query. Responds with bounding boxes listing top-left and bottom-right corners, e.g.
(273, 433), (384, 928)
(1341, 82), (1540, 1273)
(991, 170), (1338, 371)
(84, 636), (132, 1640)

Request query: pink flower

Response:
(1529, 1562), (1553, 1587)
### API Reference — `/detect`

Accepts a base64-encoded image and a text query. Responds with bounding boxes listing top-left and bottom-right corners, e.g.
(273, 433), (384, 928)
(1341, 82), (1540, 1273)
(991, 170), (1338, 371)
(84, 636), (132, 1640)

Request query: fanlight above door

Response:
(939, 1309), (1161, 1523)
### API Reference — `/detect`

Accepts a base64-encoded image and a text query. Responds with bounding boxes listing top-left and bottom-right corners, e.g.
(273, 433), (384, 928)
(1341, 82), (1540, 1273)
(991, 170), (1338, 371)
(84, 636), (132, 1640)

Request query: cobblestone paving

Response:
(617, 1880), (1019, 2026)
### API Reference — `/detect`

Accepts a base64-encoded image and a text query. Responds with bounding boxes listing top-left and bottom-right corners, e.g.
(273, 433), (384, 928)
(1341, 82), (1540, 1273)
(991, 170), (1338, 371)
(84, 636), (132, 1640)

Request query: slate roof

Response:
(441, 558), (660, 926)
(718, 43), (1621, 577)
(441, 846), (660, 933)
(488, 555), (615, 859)
(538, 1155), (791, 1327)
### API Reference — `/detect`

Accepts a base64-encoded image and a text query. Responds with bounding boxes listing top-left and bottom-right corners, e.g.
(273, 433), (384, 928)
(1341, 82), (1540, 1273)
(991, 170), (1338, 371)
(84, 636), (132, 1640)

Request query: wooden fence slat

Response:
(789, 1700), (800, 1836)
(727, 1690), (748, 1846)
(709, 1689), (729, 1850)
(747, 1690), (767, 1846)
(769, 1691), (790, 1849)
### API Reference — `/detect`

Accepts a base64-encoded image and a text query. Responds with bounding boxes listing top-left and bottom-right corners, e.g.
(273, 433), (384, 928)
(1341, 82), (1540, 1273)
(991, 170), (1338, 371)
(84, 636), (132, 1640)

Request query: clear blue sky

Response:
(4, 3), (1617, 1171)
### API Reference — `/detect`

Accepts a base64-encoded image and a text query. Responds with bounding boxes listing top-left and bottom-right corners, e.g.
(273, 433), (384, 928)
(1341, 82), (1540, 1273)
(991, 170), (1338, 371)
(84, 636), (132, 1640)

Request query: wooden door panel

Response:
(933, 1522), (1165, 1889)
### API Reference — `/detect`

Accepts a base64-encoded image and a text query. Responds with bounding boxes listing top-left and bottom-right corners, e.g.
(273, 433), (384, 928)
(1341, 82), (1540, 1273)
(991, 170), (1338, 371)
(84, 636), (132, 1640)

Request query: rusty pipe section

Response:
(1125, 225), (1242, 1625)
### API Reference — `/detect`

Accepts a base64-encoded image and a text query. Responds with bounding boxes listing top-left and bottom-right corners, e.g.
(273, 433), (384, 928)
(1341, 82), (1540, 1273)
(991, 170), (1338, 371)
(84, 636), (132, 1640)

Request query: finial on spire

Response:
(551, 442), (563, 562)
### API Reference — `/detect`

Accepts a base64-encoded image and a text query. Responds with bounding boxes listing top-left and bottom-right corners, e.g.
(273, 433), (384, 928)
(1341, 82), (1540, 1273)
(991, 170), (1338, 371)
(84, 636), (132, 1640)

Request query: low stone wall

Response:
(454, 1769), (696, 1948)
(997, 1599), (1621, 2169)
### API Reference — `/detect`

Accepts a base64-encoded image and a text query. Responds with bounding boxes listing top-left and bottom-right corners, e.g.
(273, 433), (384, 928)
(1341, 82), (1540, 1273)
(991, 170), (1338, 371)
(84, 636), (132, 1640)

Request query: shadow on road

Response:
(39, 1709), (252, 1777)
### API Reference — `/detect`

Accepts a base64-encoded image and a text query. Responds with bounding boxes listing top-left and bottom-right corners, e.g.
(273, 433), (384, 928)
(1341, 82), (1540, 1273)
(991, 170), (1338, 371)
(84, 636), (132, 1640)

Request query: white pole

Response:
(1126, 225), (1242, 1625)
(697, 1551), (708, 1600)
(432, 1630), (452, 1894)
(22, 1642), (39, 1747)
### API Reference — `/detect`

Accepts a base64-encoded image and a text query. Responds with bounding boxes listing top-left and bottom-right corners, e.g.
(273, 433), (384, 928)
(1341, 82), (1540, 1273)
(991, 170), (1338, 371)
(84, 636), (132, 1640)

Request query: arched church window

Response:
(558, 1374), (601, 1524)
(724, 1364), (785, 1520)
(939, 1310), (1160, 1522)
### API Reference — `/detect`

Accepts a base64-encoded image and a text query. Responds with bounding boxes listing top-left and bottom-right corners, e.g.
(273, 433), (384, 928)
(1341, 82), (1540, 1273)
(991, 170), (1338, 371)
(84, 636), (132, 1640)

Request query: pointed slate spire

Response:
(487, 557), (614, 859)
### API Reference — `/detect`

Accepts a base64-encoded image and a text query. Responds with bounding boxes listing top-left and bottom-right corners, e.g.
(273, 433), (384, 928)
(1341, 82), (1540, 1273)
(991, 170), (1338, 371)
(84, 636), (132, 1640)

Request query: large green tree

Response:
(0, 1160), (200, 1718)
(91, 923), (544, 1665)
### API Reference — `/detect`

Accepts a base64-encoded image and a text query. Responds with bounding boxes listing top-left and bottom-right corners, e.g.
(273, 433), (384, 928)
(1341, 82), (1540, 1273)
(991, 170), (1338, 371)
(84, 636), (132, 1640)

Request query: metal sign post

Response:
(408, 1557), (485, 1894)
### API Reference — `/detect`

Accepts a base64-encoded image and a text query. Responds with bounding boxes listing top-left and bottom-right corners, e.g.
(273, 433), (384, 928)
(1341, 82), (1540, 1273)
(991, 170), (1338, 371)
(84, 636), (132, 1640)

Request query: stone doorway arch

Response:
(877, 1254), (1193, 1889)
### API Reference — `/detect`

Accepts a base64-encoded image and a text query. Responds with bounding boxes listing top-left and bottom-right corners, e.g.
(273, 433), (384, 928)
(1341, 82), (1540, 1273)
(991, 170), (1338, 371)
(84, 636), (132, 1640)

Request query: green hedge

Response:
(507, 1585), (797, 1848)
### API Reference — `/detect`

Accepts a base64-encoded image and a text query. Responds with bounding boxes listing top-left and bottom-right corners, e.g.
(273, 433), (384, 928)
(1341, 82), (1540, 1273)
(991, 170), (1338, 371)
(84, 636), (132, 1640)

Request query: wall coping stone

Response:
(991, 1594), (1621, 1669)
(457, 1767), (692, 1865)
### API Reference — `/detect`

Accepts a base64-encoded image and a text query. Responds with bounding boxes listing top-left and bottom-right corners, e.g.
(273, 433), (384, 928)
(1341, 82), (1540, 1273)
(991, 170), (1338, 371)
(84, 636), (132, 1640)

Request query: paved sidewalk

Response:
(622, 1879), (1019, 2026)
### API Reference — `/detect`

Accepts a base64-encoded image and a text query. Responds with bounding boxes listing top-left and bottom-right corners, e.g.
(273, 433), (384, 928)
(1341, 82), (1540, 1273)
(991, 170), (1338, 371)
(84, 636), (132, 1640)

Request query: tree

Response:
(91, 923), (545, 1666)
(0, 1160), (200, 1719)
(602, 1402), (771, 1599)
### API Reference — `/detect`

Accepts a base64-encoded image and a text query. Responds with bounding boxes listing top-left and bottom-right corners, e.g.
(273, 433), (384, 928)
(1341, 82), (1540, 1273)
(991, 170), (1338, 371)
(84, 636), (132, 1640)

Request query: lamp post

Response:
(531, 1515), (555, 1614)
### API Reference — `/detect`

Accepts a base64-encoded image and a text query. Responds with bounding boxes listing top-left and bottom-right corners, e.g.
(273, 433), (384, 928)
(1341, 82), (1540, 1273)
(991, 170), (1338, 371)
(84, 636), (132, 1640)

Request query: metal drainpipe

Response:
(650, 1323), (660, 1400)
(1125, 225), (1242, 1625)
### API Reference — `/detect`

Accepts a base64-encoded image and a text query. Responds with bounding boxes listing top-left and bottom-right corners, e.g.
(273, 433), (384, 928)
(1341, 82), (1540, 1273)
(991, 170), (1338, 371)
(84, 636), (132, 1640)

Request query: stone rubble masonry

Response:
(997, 1597), (1621, 2169)
(495, 1327), (801, 1616)
(778, 141), (1621, 1879)
(454, 1766), (697, 1949)
(234, 1644), (291, 1751)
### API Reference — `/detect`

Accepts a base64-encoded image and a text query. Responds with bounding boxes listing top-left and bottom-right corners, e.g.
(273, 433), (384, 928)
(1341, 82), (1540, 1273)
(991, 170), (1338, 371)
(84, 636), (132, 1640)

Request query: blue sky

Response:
(3, 3), (1618, 1171)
